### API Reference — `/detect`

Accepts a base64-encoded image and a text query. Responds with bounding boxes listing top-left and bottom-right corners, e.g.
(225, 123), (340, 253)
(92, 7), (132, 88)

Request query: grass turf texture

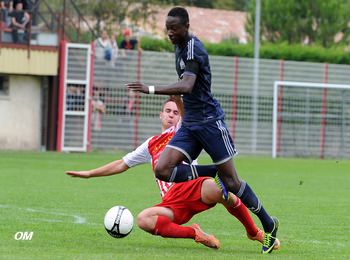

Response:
(0, 151), (349, 259)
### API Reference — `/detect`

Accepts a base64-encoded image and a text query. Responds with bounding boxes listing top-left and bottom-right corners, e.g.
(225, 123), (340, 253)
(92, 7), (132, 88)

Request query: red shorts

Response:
(155, 177), (215, 225)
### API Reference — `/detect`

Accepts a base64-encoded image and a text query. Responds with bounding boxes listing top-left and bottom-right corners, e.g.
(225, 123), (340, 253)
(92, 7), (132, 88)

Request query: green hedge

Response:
(140, 37), (350, 65)
(139, 37), (174, 52)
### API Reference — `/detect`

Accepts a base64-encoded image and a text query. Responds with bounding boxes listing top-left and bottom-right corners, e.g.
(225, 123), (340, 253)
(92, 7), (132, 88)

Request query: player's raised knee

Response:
(201, 179), (223, 204)
(136, 211), (152, 232)
(154, 164), (171, 181)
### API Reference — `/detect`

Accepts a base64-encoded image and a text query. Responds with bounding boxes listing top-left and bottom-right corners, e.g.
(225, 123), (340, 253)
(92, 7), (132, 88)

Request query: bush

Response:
(139, 36), (350, 65)
(139, 37), (173, 52)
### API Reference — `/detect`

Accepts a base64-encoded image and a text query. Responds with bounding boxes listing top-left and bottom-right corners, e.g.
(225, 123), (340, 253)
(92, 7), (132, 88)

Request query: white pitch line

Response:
(32, 218), (64, 223)
(0, 204), (87, 224)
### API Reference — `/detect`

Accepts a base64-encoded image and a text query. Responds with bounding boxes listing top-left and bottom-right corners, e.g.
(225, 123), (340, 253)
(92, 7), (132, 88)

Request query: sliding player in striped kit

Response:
(66, 97), (280, 250)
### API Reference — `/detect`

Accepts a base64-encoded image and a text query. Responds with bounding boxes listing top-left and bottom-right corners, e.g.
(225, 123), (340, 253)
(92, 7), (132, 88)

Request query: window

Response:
(0, 75), (9, 96)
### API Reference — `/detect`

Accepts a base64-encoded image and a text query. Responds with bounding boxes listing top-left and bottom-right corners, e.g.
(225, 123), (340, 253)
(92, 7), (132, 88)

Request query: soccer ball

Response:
(104, 206), (134, 238)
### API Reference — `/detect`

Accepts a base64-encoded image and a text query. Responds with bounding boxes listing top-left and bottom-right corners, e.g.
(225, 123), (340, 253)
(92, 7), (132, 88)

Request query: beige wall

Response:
(0, 75), (42, 150)
(0, 47), (58, 76)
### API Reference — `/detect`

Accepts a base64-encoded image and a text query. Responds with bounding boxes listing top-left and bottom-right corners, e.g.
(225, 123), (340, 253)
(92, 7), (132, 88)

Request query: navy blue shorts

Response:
(167, 119), (237, 164)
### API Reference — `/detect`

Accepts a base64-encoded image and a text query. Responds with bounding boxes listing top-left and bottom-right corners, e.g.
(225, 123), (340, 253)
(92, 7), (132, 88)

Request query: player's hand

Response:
(126, 82), (148, 93)
(65, 170), (91, 178)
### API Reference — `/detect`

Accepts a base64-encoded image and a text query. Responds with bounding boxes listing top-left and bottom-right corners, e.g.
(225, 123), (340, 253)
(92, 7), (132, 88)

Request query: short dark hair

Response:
(167, 6), (189, 25)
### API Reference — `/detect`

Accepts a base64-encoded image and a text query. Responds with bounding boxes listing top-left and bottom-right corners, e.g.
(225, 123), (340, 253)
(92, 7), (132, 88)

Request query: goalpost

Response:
(272, 81), (350, 158)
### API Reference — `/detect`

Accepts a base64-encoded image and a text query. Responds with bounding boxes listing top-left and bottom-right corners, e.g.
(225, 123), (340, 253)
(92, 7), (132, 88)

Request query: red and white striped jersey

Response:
(148, 126), (176, 197)
(122, 126), (176, 197)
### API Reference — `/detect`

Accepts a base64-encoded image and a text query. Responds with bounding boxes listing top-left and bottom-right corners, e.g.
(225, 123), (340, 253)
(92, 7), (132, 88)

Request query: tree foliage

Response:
(153, 0), (248, 10)
(246, 0), (350, 47)
(72, 0), (159, 34)
(69, 0), (249, 36)
(44, 0), (247, 41)
(213, 0), (248, 11)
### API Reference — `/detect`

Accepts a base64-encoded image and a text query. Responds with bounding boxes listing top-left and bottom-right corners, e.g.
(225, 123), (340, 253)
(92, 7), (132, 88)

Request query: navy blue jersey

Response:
(175, 35), (224, 124)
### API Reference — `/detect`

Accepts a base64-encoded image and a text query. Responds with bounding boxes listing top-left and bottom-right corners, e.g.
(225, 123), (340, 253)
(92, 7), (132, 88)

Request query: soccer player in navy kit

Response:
(127, 7), (279, 254)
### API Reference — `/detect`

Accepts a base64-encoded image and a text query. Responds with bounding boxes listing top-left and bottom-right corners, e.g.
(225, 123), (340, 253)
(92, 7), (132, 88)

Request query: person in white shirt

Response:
(94, 30), (112, 62)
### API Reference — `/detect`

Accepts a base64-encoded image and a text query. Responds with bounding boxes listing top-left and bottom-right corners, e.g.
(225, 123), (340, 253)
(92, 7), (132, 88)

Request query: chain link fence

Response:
(88, 50), (350, 158)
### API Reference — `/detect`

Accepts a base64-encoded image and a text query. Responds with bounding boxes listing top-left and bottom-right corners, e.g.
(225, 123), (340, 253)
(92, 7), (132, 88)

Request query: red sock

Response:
(225, 197), (259, 237)
(152, 216), (196, 239)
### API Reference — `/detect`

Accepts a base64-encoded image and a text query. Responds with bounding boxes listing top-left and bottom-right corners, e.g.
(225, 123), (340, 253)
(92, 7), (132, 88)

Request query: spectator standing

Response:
(0, 0), (13, 26)
(13, 0), (27, 10)
(110, 33), (119, 60)
(109, 32), (119, 67)
(94, 30), (112, 62)
(10, 1), (30, 43)
(91, 87), (106, 131)
(120, 28), (141, 55)
(119, 28), (141, 114)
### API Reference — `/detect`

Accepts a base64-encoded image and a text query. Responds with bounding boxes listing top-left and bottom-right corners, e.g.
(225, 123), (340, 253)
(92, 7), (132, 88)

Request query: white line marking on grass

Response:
(25, 207), (87, 224)
(32, 218), (64, 223)
(0, 204), (87, 224)
(72, 215), (86, 224)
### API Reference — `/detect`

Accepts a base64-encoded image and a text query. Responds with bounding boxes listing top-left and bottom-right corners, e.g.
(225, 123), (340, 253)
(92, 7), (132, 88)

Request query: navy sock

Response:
(236, 180), (274, 232)
(169, 164), (218, 182)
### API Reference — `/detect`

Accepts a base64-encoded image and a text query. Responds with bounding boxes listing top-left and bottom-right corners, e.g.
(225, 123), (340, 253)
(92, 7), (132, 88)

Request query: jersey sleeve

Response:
(184, 38), (204, 76)
(184, 60), (199, 76)
(122, 137), (152, 167)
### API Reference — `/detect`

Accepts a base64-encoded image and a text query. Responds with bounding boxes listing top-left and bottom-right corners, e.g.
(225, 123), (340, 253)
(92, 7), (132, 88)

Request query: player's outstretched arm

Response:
(65, 159), (130, 178)
(126, 74), (196, 95)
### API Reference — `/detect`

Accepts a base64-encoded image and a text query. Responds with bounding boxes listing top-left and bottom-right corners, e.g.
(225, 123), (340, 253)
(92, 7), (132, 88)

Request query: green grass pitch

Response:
(0, 151), (349, 259)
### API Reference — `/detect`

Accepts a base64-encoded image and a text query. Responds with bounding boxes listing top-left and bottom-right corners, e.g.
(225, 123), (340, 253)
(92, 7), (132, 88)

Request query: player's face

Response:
(165, 16), (189, 45)
(160, 101), (180, 129)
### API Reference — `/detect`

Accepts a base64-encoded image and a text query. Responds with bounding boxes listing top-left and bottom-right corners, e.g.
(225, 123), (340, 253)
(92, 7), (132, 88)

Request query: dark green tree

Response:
(213, 0), (249, 11)
(246, 0), (350, 47)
